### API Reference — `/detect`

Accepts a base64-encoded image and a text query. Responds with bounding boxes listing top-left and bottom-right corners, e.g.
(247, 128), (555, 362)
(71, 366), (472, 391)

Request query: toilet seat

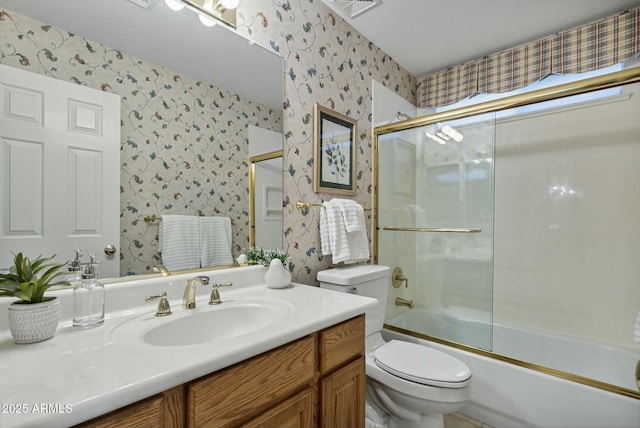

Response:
(374, 340), (471, 388)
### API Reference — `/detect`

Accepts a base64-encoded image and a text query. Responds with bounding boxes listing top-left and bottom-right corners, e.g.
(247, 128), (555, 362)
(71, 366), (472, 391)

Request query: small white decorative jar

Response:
(265, 258), (291, 289)
(8, 298), (62, 344)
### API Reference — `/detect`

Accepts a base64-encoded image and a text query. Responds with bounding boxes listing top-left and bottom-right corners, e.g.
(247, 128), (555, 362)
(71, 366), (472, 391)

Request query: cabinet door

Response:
(321, 357), (365, 428)
(74, 386), (184, 428)
(240, 388), (314, 428)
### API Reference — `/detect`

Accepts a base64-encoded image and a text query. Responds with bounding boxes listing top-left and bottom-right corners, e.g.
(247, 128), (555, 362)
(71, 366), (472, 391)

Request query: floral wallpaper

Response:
(0, 0), (416, 284)
(234, 1), (415, 284)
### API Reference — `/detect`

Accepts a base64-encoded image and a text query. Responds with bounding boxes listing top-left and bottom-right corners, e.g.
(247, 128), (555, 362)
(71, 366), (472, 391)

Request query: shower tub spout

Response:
(395, 297), (414, 309)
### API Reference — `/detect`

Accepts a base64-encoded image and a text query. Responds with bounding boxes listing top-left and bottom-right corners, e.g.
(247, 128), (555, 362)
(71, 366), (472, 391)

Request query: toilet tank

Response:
(317, 265), (391, 336)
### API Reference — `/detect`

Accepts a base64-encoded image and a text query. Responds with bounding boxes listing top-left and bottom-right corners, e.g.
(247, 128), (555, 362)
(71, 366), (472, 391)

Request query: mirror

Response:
(0, 0), (284, 277)
(249, 125), (284, 250)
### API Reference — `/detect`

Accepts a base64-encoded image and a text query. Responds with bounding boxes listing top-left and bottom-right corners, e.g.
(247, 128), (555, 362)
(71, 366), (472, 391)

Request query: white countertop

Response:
(0, 265), (376, 427)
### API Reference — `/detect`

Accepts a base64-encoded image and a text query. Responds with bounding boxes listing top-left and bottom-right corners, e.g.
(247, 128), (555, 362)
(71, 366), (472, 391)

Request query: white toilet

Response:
(317, 265), (471, 428)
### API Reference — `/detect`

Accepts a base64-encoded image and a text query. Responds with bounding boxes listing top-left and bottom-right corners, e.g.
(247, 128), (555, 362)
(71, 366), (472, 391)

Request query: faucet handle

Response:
(208, 282), (233, 305)
(145, 292), (172, 317)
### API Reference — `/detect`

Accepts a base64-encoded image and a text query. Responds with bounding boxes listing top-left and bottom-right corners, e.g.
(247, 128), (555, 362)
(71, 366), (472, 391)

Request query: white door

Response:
(0, 65), (120, 278)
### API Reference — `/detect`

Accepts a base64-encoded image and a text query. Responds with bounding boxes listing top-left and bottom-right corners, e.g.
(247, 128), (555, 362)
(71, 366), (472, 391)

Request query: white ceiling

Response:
(1, 0), (638, 109)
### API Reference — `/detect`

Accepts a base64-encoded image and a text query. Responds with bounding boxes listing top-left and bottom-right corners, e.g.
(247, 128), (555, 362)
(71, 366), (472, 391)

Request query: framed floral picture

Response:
(313, 103), (357, 195)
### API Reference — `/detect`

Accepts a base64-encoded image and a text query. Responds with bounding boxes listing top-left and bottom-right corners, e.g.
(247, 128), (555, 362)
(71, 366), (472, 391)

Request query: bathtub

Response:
(385, 308), (640, 428)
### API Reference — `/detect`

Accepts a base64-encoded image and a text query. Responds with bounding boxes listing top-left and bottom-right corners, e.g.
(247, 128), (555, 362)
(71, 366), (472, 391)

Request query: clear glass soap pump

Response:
(67, 249), (83, 282)
(73, 254), (105, 329)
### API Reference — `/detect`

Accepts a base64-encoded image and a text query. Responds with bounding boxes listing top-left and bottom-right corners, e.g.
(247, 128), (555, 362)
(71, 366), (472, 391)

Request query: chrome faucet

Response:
(182, 276), (210, 309)
(395, 297), (414, 309)
(153, 264), (169, 276)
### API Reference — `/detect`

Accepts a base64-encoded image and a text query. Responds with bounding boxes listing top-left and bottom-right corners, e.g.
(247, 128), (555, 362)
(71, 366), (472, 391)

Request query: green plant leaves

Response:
(0, 253), (69, 303)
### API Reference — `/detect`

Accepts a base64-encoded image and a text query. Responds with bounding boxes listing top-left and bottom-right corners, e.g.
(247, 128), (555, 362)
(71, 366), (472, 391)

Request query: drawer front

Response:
(240, 388), (314, 428)
(187, 335), (315, 427)
(319, 315), (364, 374)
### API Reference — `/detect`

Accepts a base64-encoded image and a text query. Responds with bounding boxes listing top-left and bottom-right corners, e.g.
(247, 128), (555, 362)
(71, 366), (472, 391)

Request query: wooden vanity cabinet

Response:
(239, 388), (314, 428)
(74, 385), (185, 428)
(186, 335), (316, 427)
(77, 315), (365, 428)
(318, 315), (366, 428)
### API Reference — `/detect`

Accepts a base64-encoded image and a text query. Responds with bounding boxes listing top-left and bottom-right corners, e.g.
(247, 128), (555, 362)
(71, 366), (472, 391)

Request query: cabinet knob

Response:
(104, 245), (117, 255)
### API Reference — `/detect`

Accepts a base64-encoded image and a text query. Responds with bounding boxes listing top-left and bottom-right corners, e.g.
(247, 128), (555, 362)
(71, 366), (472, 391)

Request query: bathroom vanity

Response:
(76, 316), (365, 427)
(0, 265), (376, 427)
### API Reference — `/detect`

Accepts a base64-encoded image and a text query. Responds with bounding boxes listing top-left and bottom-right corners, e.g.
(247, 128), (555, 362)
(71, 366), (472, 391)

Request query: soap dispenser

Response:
(67, 249), (83, 282)
(73, 254), (105, 329)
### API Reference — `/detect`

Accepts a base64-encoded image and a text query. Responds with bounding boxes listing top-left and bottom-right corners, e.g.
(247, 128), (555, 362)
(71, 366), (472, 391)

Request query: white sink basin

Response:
(110, 297), (293, 347)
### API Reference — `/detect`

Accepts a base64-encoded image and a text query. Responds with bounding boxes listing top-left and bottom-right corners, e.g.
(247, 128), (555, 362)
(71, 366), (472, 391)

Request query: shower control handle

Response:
(392, 267), (409, 288)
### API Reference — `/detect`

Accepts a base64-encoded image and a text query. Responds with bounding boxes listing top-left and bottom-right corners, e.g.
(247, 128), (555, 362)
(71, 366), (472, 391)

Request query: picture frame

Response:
(313, 103), (358, 195)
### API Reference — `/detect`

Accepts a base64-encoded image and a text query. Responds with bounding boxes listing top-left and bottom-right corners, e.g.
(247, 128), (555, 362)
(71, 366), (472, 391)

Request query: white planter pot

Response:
(8, 298), (61, 344)
(265, 259), (291, 289)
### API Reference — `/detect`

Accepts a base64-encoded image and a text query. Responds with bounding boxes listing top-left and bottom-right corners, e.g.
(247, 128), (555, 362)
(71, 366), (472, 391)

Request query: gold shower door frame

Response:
(372, 67), (640, 400)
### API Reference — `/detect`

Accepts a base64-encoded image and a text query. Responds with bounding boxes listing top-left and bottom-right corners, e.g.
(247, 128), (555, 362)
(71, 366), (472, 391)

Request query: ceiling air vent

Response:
(331, 0), (382, 18)
(127, 0), (160, 9)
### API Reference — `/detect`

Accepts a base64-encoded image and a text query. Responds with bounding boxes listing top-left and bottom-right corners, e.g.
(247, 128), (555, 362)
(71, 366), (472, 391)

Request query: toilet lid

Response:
(374, 340), (471, 388)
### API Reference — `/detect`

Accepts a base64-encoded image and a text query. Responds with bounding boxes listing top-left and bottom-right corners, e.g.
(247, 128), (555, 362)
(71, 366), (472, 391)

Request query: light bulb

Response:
(218, 0), (239, 9)
(198, 13), (218, 27)
(164, 0), (184, 11)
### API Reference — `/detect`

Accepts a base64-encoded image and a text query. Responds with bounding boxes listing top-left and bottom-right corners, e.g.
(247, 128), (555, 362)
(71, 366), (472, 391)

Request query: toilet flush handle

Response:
(347, 287), (358, 294)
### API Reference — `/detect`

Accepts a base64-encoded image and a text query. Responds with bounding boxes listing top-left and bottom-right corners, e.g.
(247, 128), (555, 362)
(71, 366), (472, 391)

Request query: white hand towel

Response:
(321, 199), (370, 264)
(320, 203), (331, 255)
(160, 215), (200, 271)
(335, 198), (365, 233)
(199, 216), (234, 267)
(633, 310), (640, 342)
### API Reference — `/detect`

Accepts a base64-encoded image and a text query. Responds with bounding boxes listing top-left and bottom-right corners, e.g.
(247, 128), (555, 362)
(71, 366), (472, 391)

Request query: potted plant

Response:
(265, 249), (290, 268)
(245, 247), (268, 266)
(245, 247), (290, 268)
(0, 252), (69, 344)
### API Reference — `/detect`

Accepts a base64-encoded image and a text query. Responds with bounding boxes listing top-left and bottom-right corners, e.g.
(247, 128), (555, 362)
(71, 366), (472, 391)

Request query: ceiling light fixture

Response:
(198, 12), (218, 26)
(425, 131), (448, 145)
(218, 0), (239, 9)
(180, 0), (238, 27)
(441, 125), (464, 142)
(164, 0), (185, 11)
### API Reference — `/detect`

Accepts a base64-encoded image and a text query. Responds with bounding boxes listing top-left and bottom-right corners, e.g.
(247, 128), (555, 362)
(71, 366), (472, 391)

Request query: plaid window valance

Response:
(417, 7), (640, 108)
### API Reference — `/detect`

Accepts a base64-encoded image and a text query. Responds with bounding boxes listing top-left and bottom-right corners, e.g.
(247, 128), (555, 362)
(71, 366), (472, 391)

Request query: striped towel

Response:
(159, 215), (200, 271)
(320, 199), (370, 264)
(334, 198), (365, 233)
(199, 216), (234, 267)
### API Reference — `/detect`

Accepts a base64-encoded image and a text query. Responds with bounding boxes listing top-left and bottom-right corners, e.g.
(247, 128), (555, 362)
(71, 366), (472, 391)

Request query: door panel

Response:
(0, 64), (120, 277)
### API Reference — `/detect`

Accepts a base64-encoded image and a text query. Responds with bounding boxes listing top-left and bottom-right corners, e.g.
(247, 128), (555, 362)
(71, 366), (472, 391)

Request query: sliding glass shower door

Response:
(377, 114), (495, 351)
